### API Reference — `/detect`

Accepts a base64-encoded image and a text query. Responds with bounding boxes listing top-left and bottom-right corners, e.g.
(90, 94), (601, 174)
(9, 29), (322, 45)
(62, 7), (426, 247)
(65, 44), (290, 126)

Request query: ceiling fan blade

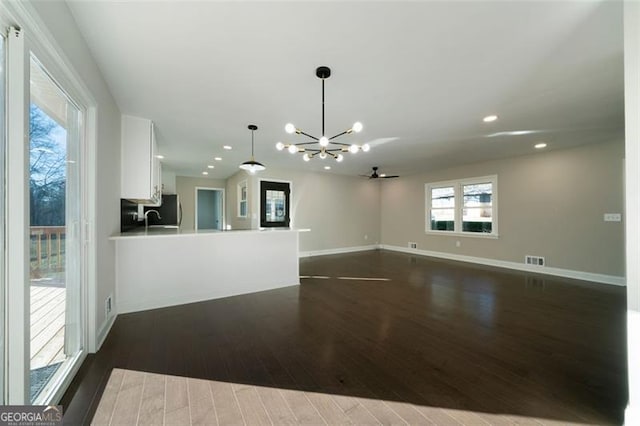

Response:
(382, 175), (399, 179)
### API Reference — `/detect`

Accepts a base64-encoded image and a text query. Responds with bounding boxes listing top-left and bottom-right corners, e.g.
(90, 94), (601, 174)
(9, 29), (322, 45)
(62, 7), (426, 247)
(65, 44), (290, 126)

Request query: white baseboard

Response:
(299, 244), (378, 258)
(379, 244), (626, 286)
(95, 313), (117, 352)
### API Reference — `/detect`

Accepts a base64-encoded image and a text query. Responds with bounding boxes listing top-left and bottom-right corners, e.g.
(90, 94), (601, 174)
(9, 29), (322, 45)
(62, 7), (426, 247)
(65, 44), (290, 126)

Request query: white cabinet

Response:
(121, 115), (162, 205)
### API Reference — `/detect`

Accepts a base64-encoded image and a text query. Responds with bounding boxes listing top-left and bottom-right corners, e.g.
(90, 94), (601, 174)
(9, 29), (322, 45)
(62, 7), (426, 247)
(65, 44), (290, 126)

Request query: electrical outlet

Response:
(455, 240), (461, 247)
(105, 295), (113, 317)
(364, 234), (368, 240)
(408, 242), (417, 249)
(604, 213), (621, 222)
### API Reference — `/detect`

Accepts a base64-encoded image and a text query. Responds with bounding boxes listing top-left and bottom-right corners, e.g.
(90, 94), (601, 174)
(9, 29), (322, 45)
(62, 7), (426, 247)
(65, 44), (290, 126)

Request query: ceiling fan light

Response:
(362, 143), (370, 152)
(336, 154), (344, 162)
(275, 142), (285, 151)
(352, 122), (363, 133)
(349, 144), (359, 154)
(319, 136), (329, 147)
(285, 123), (296, 134)
(288, 144), (298, 154)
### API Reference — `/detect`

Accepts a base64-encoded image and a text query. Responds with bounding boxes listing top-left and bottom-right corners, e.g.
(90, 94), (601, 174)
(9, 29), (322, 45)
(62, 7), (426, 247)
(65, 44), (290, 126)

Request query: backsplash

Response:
(120, 199), (140, 232)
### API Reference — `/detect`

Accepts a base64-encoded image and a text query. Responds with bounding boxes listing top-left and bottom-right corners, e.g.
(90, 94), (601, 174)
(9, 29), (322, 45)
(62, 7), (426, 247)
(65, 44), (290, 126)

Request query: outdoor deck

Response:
(30, 285), (66, 370)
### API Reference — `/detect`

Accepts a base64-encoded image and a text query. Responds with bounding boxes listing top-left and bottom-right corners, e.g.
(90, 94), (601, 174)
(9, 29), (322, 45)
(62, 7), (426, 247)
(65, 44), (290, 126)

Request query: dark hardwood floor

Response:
(61, 250), (627, 425)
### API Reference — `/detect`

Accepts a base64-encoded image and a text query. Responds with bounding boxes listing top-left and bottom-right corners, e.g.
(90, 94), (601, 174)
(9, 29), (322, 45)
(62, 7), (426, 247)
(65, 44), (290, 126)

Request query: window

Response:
(426, 175), (497, 237)
(237, 180), (247, 218)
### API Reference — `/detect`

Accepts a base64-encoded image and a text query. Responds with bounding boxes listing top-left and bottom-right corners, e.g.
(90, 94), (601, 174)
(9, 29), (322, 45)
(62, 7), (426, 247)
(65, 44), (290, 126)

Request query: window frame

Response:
(237, 180), (247, 218)
(425, 175), (498, 238)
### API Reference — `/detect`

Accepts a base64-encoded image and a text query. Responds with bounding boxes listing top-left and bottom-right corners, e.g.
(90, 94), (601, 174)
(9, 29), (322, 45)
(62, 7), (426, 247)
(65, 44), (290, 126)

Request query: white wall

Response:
(30, 1), (122, 347)
(624, 2), (640, 423)
(380, 140), (625, 278)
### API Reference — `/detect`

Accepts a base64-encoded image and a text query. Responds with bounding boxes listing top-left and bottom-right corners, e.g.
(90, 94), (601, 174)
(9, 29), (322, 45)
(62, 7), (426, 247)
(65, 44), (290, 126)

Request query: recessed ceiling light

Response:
(483, 114), (498, 123)
(534, 142), (547, 149)
(207, 165), (214, 169)
(214, 157), (222, 161)
(223, 145), (232, 150)
(202, 171), (208, 175)
(324, 166), (331, 170)
(155, 154), (164, 159)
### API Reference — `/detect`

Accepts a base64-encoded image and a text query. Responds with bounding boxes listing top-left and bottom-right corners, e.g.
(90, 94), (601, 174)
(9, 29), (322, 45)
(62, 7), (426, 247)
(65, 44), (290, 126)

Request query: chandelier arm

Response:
(328, 130), (349, 140)
(298, 131), (319, 141)
(326, 151), (337, 159)
(327, 141), (352, 147)
(294, 141), (319, 146)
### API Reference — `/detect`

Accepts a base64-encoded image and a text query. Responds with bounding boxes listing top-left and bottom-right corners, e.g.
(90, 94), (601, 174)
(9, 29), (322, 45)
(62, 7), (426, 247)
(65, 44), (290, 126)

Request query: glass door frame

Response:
(2, 1), (99, 404)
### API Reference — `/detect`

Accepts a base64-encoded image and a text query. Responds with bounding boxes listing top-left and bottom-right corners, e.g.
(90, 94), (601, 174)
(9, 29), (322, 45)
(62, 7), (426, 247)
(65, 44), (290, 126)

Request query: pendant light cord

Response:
(322, 78), (325, 137)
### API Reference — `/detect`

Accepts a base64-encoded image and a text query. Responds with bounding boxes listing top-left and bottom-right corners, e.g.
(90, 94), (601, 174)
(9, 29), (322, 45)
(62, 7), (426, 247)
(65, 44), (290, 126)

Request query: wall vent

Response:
(408, 242), (417, 249)
(525, 255), (545, 266)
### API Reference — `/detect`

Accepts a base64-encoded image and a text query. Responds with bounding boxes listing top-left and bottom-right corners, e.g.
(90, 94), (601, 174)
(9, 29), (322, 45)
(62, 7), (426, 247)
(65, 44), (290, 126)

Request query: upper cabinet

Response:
(121, 115), (162, 205)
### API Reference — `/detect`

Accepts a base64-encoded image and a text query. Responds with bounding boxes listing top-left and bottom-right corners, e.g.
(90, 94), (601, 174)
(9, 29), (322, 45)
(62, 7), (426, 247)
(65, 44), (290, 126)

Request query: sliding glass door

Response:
(0, 31), (6, 405)
(28, 55), (84, 403)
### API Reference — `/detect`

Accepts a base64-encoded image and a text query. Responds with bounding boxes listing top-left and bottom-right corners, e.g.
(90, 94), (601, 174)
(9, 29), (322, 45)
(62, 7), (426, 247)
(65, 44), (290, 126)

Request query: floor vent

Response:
(408, 242), (417, 249)
(525, 255), (545, 266)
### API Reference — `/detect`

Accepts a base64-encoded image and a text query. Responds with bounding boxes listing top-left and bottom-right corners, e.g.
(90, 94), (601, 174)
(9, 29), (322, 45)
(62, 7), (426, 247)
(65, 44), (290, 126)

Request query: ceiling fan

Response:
(363, 166), (399, 179)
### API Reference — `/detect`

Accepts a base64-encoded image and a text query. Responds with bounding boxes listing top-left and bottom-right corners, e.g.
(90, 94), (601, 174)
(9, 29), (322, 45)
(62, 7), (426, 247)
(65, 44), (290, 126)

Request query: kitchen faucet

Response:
(144, 210), (161, 228)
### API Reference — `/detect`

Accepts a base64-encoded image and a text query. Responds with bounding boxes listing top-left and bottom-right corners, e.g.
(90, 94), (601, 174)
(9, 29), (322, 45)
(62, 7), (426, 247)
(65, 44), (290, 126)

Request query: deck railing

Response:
(30, 226), (66, 272)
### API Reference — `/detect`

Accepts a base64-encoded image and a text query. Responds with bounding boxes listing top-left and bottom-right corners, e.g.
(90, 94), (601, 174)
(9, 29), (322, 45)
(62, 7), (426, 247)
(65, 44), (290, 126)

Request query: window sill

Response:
(425, 230), (499, 239)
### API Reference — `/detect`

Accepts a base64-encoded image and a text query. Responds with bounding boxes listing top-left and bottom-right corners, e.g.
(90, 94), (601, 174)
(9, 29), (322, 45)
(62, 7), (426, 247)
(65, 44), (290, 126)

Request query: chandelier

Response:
(276, 66), (369, 162)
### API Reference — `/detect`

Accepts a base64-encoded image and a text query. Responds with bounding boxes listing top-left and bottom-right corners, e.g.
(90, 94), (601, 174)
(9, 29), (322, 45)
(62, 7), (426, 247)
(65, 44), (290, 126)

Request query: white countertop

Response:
(110, 227), (310, 240)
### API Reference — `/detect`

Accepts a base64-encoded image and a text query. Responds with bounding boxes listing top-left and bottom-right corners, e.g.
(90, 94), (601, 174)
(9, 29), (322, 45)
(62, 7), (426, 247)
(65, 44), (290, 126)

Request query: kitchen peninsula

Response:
(110, 228), (301, 313)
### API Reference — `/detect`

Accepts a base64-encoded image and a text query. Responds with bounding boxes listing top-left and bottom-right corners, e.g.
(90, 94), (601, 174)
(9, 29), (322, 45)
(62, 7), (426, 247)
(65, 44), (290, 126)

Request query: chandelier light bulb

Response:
(349, 144), (359, 154)
(275, 142), (285, 151)
(319, 152), (327, 159)
(352, 122), (363, 133)
(285, 123), (296, 134)
(319, 136), (329, 147)
(362, 143), (370, 152)
(303, 153), (310, 162)
(288, 145), (298, 154)
(336, 154), (344, 162)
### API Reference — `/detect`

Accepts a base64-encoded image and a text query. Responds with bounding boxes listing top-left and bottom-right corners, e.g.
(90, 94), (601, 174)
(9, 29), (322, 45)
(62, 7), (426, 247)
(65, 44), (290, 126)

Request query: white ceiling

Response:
(66, 0), (623, 179)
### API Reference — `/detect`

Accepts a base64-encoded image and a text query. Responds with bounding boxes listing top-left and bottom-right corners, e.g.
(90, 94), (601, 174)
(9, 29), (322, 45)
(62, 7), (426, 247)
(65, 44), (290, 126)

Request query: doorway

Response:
(195, 187), (225, 230)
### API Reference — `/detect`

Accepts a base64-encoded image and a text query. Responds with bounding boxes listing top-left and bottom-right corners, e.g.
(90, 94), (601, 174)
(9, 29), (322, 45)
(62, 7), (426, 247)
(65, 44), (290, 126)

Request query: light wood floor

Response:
(62, 250), (627, 425)
(31, 285), (66, 370)
(93, 368), (589, 426)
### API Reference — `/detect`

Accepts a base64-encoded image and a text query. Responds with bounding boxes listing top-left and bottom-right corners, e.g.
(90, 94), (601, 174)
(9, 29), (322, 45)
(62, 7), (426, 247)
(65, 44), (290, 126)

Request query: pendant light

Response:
(239, 124), (265, 174)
